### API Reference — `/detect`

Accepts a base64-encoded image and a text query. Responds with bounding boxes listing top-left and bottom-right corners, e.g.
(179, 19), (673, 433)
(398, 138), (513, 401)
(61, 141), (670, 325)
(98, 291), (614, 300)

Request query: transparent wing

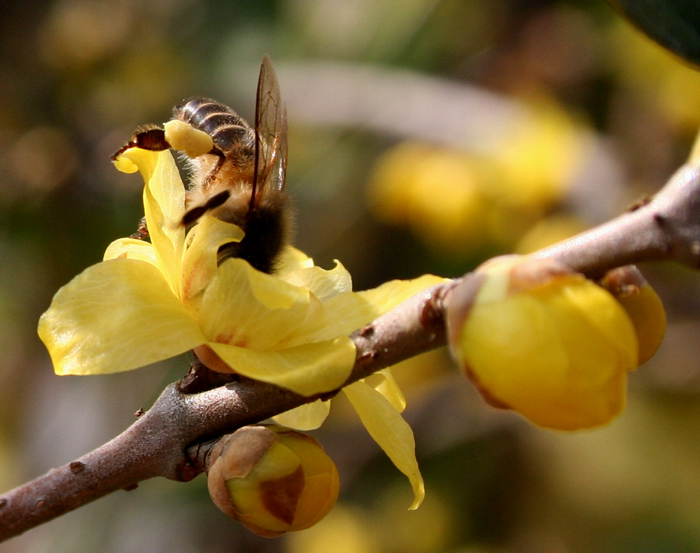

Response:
(251, 55), (288, 209)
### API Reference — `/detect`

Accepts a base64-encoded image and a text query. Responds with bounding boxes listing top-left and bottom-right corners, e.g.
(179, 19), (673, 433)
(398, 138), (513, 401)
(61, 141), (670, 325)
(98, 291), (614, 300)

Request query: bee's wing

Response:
(251, 55), (288, 210)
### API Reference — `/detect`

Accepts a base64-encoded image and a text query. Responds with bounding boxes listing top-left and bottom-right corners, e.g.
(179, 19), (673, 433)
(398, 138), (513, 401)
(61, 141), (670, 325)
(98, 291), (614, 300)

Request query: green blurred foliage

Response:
(2, 0), (700, 552)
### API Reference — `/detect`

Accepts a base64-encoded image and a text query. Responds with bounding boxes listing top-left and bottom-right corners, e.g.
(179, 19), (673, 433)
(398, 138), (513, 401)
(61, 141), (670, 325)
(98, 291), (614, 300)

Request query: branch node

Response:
(185, 439), (218, 475)
(69, 462), (85, 474)
(179, 463), (200, 482)
(628, 195), (653, 212)
(419, 290), (445, 328)
(358, 351), (378, 364)
(653, 212), (668, 227)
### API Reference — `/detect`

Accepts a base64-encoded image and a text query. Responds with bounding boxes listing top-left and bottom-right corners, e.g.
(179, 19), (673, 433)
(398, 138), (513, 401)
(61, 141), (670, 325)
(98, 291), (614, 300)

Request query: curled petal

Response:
(599, 266), (666, 366)
(300, 274), (447, 344)
(112, 154), (139, 174)
(277, 247), (315, 273)
(38, 258), (207, 375)
(103, 238), (158, 265)
(281, 259), (353, 302)
(356, 274), (446, 313)
(118, 148), (186, 296)
(365, 370), (406, 412)
(208, 336), (356, 396)
(343, 381), (424, 509)
(272, 400), (332, 430)
(180, 215), (244, 308)
(199, 259), (325, 351)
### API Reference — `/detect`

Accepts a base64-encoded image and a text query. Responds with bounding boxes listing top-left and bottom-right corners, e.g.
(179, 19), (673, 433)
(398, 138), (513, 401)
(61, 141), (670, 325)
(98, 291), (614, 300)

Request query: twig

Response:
(534, 163), (700, 276)
(2, 161), (700, 542)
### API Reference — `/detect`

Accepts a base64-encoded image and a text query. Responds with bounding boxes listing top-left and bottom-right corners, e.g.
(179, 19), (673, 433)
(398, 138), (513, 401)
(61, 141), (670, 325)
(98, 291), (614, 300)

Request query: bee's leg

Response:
(181, 190), (231, 226)
(179, 149), (229, 227)
(111, 124), (171, 160)
(201, 149), (226, 189)
(130, 217), (149, 240)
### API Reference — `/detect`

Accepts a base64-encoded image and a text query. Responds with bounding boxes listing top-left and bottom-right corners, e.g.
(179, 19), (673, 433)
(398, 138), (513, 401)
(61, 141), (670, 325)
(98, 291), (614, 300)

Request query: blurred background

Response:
(3, 0), (700, 551)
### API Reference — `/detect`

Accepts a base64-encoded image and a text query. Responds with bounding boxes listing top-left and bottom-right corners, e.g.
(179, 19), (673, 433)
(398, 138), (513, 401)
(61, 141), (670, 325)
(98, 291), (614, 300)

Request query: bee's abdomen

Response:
(173, 98), (252, 153)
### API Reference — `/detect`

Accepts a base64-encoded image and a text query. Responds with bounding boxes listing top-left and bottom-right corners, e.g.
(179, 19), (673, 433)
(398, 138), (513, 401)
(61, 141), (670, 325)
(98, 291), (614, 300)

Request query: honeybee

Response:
(112, 55), (292, 274)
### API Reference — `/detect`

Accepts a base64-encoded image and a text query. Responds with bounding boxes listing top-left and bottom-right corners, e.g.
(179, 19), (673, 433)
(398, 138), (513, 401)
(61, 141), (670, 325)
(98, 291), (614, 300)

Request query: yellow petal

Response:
(357, 274), (446, 313)
(557, 284), (639, 369)
(365, 369), (406, 412)
(281, 259), (353, 301)
(180, 215), (244, 308)
(301, 274), (446, 343)
(122, 147), (186, 296)
(208, 336), (356, 396)
(598, 266), (666, 366)
(113, 154), (138, 174)
(38, 258), (207, 375)
(343, 381), (424, 509)
(103, 238), (158, 265)
(616, 282), (666, 365)
(272, 400), (332, 430)
(199, 258), (325, 351)
(277, 246), (315, 273)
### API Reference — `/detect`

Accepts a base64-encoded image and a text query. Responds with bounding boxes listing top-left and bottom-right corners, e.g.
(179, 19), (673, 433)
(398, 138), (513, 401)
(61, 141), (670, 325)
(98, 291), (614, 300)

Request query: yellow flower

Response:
(38, 145), (443, 507)
(448, 256), (640, 431)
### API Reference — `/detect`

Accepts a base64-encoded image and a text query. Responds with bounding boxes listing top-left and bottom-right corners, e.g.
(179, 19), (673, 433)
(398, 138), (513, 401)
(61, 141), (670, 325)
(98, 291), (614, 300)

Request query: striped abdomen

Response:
(173, 98), (255, 155)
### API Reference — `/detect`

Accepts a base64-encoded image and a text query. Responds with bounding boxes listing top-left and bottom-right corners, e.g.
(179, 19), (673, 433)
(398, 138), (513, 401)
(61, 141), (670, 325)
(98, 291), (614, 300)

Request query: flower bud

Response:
(207, 425), (340, 537)
(599, 266), (666, 365)
(447, 256), (639, 431)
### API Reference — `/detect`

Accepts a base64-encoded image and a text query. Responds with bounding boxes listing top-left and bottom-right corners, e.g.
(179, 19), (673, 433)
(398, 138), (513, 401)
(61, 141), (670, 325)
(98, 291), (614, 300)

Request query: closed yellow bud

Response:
(599, 266), (666, 365)
(207, 425), (340, 537)
(447, 256), (639, 431)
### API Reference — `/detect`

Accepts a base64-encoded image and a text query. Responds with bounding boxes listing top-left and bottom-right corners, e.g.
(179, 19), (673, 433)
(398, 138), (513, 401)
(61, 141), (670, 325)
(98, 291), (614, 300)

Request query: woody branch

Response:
(1, 160), (700, 542)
